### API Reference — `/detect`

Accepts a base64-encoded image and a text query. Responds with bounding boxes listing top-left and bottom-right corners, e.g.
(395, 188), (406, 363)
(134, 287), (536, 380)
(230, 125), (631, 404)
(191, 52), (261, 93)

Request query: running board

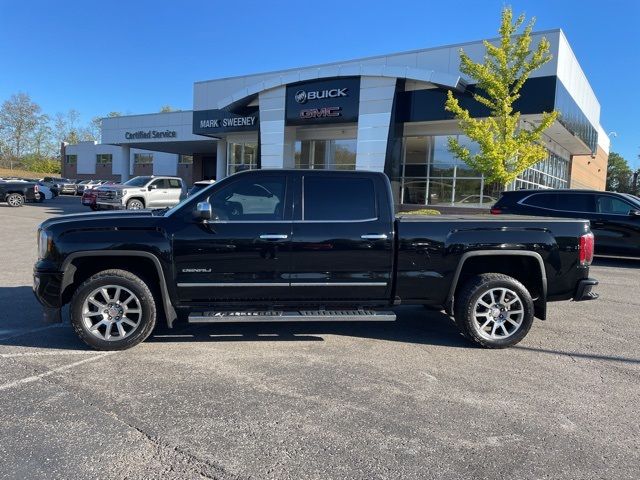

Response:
(188, 310), (396, 323)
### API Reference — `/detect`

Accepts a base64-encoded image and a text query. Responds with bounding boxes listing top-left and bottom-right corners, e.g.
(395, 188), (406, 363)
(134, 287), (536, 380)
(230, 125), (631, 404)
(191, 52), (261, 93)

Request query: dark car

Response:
(0, 180), (38, 206)
(491, 189), (640, 257)
(34, 170), (597, 351)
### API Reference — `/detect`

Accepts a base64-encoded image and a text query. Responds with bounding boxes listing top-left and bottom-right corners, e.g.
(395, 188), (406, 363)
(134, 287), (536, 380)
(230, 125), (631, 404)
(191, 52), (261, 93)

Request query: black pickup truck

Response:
(33, 170), (598, 350)
(0, 180), (38, 206)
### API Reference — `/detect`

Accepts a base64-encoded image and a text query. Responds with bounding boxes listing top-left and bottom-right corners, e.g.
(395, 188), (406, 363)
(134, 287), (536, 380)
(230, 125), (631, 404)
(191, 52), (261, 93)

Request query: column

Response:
(120, 145), (130, 182)
(355, 77), (397, 172)
(216, 139), (227, 180)
(259, 86), (286, 169)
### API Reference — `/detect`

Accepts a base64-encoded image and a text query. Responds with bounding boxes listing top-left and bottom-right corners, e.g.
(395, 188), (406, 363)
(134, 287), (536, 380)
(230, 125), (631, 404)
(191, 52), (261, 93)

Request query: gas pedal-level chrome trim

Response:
(177, 281), (387, 288)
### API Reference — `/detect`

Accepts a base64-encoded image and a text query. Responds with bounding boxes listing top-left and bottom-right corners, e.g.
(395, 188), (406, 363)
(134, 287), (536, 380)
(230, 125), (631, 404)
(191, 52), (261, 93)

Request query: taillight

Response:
(579, 232), (594, 266)
(34, 185), (39, 193)
(490, 207), (501, 214)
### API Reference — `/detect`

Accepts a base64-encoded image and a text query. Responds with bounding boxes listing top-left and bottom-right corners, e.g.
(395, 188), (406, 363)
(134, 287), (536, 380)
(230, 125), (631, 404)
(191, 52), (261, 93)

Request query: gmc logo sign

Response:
(299, 107), (342, 119)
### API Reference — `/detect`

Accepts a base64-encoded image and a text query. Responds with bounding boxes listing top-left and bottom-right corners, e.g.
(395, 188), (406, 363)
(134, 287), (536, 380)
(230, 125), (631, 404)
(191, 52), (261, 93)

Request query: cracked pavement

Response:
(0, 197), (638, 479)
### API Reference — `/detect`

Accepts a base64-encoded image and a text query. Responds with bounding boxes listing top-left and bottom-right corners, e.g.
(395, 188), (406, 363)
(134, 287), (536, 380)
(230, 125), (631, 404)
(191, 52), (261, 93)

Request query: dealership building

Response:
(63, 29), (609, 207)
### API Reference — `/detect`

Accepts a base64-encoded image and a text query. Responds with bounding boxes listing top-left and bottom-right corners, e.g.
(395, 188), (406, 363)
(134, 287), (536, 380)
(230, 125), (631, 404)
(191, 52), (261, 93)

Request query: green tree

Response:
(445, 7), (559, 186)
(606, 152), (632, 192)
(0, 93), (43, 169)
(159, 105), (174, 113)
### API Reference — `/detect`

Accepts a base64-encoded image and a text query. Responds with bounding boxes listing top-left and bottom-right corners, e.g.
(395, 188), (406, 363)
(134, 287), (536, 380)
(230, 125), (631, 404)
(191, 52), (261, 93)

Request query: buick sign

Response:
(294, 88), (348, 104)
(286, 77), (360, 125)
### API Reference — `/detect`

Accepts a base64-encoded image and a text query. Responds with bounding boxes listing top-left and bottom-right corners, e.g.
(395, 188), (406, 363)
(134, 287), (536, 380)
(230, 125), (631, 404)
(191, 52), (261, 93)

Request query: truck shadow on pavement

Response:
(592, 256), (640, 269)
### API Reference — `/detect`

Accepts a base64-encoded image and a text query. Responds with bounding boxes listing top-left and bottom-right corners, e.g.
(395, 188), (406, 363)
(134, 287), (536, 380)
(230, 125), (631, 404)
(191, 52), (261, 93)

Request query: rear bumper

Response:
(96, 200), (123, 209)
(573, 278), (599, 301)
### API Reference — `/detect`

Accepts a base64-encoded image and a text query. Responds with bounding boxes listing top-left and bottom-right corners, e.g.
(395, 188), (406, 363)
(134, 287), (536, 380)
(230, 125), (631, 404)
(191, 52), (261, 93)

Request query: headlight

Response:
(38, 229), (52, 259)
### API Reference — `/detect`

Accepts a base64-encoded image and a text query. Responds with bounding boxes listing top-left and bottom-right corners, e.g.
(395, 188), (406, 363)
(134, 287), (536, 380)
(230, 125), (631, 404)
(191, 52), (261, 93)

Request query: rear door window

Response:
(557, 193), (595, 213)
(168, 179), (182, 189)
(303, 177), (376, 221)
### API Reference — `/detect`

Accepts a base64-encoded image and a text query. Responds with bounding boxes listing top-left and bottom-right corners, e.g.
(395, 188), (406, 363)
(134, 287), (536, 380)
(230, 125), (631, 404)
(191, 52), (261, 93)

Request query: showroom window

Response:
(227, 142), (257, 176)
(65, 154), (77, 164)
(399, 135), (570, 207)
(295, 139), (356, 170)
(96, 153), (112, 164)
(134, 153), (153, 165)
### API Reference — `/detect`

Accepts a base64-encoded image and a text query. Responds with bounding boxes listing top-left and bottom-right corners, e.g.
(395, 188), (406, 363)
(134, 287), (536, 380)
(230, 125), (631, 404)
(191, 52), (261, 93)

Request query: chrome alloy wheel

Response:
(82, 285), (142, 341)
(7, 194), (23, 206)
(473, 287), (524, 340)
(127, 199), (144, 210)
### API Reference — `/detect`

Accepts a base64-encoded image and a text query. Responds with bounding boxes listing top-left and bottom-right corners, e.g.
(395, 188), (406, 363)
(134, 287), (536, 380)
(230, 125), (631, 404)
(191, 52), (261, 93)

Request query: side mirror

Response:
(148, 184), (157, 190)
(196, 202), (212, 221)
(629, 209), (640, 217)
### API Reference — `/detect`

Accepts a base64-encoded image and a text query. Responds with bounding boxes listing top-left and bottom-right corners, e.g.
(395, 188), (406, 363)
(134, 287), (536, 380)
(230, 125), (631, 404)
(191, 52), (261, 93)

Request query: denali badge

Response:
(182, 268), (212, 273)
(294, 88), (348, 104)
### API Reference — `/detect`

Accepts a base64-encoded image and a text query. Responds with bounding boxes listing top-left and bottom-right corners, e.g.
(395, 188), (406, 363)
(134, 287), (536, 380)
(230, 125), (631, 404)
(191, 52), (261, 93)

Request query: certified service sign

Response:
(286, 77), (360, 126)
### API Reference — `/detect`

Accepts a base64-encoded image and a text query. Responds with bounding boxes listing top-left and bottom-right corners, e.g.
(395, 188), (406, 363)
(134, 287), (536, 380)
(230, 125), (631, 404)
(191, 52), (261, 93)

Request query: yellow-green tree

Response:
(445, 7), (559, 186)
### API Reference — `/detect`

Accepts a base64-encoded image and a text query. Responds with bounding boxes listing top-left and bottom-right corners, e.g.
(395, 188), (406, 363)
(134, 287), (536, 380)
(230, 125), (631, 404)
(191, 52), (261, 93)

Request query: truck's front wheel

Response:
(70, 269), (157, 351)
(454, 273), (534, 348)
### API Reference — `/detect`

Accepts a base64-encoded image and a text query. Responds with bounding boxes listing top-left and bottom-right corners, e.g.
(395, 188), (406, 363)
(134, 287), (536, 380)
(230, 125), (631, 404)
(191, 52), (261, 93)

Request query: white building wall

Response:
(193, 31), (560, 111)
(355, 77), (397, 172)
(101, 111), (203, 145)
(258, 86), (287, 169)
(556, 30), (601, 130)
(66, 142), (123, 175)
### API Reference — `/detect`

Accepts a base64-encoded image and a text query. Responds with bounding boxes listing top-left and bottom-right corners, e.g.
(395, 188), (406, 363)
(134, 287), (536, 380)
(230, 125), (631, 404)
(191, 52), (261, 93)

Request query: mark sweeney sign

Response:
(193, 109), (259, 136)
(286, 77), (360, 126)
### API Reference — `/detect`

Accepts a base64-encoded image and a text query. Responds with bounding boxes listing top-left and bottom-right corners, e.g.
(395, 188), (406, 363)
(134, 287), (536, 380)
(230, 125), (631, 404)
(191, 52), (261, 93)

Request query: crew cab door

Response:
(166, 178), (184, 206)
(288, 174), (394, 301)
(147, 179), (169, 207)
(173, 173), (292, 302)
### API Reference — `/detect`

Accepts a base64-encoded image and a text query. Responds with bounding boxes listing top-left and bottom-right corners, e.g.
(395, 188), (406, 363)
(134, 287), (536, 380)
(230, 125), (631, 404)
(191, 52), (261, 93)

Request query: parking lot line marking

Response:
(0, 351), (101, 358)
(0, 352), (113, 392)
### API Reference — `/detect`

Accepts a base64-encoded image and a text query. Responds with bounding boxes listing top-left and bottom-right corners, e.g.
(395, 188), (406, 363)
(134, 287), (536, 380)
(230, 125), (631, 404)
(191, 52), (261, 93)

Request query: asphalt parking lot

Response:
(0, 196), (638, 479)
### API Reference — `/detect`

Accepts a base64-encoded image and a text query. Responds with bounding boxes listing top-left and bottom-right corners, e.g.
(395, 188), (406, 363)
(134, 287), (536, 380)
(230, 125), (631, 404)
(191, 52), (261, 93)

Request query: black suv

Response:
(492, 189), (640, 257)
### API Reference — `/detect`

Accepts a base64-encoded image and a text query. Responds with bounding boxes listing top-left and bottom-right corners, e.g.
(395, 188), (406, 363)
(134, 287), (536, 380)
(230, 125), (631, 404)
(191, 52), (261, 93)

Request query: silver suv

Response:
(96, 176), (185, 210)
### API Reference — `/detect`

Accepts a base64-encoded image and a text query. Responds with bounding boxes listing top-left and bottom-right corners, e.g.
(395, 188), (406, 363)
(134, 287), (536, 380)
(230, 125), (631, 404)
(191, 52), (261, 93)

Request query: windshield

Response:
(124, 176), (152, 187)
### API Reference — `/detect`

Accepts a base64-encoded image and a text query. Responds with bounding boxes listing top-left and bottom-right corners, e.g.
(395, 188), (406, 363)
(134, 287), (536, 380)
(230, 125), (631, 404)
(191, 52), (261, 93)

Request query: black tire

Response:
(6, 193), (24, 207)
(126, 198), (145, 210)
(70, 269), (157, 351)
(454, 273), (534, 349)
(90, 204), (99, 211)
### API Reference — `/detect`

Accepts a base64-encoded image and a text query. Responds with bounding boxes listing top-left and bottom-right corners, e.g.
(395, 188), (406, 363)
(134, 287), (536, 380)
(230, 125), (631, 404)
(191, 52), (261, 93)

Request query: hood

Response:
(39, 209), (157, 230)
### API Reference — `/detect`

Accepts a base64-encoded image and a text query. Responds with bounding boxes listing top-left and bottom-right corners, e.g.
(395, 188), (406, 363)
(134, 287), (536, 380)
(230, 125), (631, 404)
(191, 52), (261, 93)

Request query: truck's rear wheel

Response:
(454, 273), (534, 348)
(70, 269), (156, 351)
(6, 193), (24, 207)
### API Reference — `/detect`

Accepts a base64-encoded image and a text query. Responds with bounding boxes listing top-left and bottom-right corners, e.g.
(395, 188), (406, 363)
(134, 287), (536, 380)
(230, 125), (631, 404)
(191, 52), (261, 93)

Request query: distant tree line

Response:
(0, 92), (178, 175)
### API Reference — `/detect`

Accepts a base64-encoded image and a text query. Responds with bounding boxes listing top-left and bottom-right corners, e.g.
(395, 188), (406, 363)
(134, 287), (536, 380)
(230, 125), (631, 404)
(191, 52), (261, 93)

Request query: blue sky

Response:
(0, 0), (638, 166)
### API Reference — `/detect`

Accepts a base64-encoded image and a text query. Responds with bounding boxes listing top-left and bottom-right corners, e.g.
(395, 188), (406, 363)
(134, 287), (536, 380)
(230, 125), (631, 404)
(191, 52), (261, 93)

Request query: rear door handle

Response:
(259, 234), (289, 240)
(361, 234), (388, 240)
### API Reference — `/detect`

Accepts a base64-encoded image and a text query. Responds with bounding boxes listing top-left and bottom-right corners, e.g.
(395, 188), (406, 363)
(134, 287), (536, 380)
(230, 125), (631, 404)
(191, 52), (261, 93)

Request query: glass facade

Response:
(294, 139), (356, 170)
(398, 135), (570, 207)
(227, 142), (257, 176)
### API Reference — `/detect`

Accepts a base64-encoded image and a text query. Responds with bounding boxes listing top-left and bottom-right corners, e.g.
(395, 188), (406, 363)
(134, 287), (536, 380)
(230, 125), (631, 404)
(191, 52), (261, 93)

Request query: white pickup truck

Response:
(96, 176), (186, 210)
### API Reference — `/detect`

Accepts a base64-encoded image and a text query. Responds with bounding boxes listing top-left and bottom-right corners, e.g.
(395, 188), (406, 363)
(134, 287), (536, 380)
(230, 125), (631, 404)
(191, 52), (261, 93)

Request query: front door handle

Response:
(259, 234), (289, 240)
(361, 234), (388, 240)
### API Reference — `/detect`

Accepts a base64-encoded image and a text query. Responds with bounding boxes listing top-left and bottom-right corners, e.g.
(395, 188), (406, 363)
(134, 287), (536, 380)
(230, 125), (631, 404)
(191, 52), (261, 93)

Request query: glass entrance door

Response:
(294, 139), (356, 170)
